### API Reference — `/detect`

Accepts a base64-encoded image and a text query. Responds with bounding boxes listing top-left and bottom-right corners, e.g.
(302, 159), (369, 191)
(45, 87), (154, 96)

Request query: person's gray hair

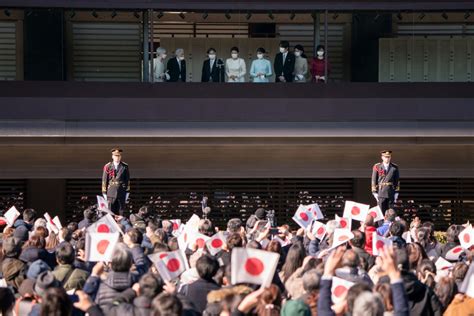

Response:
(352, 291), (385, 316)
(110, 243), (133, 272)
(156, 47), (167, 56)
(326, 220), (341, 236)
(302, 269), (321, 292)
(175, 48), (184, 55)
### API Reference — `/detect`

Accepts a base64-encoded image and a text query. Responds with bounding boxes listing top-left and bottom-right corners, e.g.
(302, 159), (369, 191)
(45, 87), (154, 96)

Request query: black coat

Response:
(167, 57), (186, 82)
(201, 58), (225, 82)
(181, 278), (220, 313)
(371, 162), (400, 199)
(274, 52), (295, 82)
(102, 161), (130, 200)
(401, 272), (443, 316)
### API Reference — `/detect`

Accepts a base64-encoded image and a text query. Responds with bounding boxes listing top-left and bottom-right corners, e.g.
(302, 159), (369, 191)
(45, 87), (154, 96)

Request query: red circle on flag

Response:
(211, 239), (223, 248)
(351, 206), (360, 216)
(245, 257), (264, 276)
(452, 247), (462, 254)
(196, 238), (206, 248)
(463, 234), (470, 243)
(338, 235), (349, 242)
(97, 224), (110, 233)
(167, 258), (181, 272)
(172, 222), (179, 230)
(159, 253), (168, 259)
(334, 285), (347, 297)
(317, 227), (325, 235)
(97, 240), (110, 254)
(300, 212), (309, 222)
(340, 220), (347, 228)
(375, 240), (385, 250)
(369, 211), (377, 218)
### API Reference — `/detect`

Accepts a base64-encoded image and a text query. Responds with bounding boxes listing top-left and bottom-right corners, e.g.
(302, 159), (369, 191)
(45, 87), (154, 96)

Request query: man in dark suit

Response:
(371, 150), (400, 213)
(166, 48), (186, 82)
(274, 40), (295, 82)
(102, 148), (130, 215)
(201, 48), (225, 82)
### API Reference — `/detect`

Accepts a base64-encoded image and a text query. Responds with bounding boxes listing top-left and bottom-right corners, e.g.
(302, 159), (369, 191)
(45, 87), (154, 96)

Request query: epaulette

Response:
(121, 161), (128, 166)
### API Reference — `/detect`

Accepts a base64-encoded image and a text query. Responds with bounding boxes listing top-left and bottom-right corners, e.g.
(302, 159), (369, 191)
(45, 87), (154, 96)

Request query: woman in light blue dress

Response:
(250, 47), (272, 83)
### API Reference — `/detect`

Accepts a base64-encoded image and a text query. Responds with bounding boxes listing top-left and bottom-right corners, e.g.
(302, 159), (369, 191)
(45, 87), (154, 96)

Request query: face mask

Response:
(279, 47), (286, 53)
(208, 54), (216, 60)
(317, 51), (324, 57)
(257, 54), (264, 59)
(179, 56), (185, 60)
(231, 53), (238, 59)
(294, 51), (301, 57)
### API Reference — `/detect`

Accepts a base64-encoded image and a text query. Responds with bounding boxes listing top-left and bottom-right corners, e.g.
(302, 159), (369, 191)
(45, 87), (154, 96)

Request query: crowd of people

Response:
(152, 41), (331, 83)
(0, 201), (473, 316)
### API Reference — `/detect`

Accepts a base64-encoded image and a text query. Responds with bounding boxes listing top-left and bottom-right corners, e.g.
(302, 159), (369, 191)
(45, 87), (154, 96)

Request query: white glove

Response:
(126, 193), (130, 202)
(103, 193), (107, 200)
(394, 193), (399, 201)
(372, 193), (379, 202)
(165, 72), (170, 81)
(297, 74), (304, 80)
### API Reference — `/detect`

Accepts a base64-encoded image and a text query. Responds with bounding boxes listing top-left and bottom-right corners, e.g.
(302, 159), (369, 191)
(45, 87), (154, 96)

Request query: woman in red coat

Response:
(363, 214), (377, 255)
(310, 45), (331, 83)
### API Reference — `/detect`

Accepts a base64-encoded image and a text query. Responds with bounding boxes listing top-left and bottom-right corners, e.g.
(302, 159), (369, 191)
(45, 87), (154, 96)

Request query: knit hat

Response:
(27, 259), (51, 280)
(281, 300), (311, 316)
(34, 271), (60, 297)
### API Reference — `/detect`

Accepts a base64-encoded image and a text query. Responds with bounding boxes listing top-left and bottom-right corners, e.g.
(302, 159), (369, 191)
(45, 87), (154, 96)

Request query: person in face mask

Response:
(225, 47), (246, 83)
(166, 48), (186, 82)
(153, 47), (169, 82)
(274, 40), (295, 82)
(250, 47), (272, 83)
(310, 45), (331, 83)
(201, 48), (225, 82)
(293, 44), (308, 83)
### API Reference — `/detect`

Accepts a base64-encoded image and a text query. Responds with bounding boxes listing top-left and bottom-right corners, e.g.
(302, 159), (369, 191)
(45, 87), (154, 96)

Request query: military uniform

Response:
(102, 158), (130, 215)
(371, 155), (400, 213)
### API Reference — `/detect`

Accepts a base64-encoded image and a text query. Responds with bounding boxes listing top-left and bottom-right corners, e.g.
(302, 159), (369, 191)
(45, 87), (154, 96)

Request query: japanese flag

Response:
(206, 232), (226, 256)
(331, 277), (355, 304)
(87, 214), (123, 235)
(85, 232), (120, 262)
(96, 195), (114, 215)
(231, 248), (279, 288)
(402, 231), (412, 244)
(188, 231), (210, 250)
(311, 221), (327, 240)
(445, 245), (464, 261)
(170, 219), (182, 231)
(307, 203), (324, 220)
(292, 204), (314, 229)
(185, 214), (201, 233)
(372, 232), (393, 256)
(435, 256), (453, 272)
(459, 225), (474, 250)
(335, 214), (351, 231)
(343, 201), (370, 222)
(367, 206), (384, 222)
(149, 250), (188, 282)
(44, 212), (60, 234)
(460, 263), (474, 298)
(52, 216), (62, 230)
(331, 229), (354, 249)
(4, 206), (20, 227)
(272, 235), (289, 247)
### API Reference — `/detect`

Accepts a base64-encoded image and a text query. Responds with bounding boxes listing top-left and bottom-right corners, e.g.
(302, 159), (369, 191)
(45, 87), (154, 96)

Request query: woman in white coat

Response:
(225, 47), (246, 83)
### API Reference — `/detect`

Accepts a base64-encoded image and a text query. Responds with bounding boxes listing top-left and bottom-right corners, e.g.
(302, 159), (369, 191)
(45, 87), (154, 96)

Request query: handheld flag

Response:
(231, 248), (279, 288)
(85, 232), (120, 262)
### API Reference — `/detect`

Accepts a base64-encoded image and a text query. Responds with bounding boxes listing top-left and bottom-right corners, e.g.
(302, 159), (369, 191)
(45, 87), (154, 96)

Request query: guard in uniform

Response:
(371, 150), (400, 213)
(102, 148), (130, 215)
